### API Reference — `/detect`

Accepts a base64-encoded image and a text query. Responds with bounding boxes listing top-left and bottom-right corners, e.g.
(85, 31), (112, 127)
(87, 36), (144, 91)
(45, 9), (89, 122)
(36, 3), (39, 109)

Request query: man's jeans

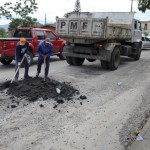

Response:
(15, 57), (29, 79)
(37, 56), (50, 77)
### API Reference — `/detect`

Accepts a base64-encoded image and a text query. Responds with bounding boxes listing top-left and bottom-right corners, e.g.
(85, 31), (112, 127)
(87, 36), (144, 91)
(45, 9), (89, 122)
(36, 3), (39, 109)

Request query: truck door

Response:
(132, 20), (142, 42)
(34, 30), (45, 54)
(46, 31), (60, 53)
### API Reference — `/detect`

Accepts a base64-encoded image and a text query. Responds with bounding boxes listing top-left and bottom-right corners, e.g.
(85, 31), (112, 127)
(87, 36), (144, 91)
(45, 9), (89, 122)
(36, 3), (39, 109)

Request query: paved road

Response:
(0, 51), (150, 150)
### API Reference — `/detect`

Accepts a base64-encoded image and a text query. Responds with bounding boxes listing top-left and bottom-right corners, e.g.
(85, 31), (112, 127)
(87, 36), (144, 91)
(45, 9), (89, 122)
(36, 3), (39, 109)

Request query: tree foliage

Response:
(8, 17), (37, 31)
(64, 0), (81, 18)
(22, 16), (37, 27)
(0, 0), (38, 20)
(0, 28), (7, 37)
(64, 12), (71, 18)
(74, 0), (81, 13)
(138, 0), (150, 12)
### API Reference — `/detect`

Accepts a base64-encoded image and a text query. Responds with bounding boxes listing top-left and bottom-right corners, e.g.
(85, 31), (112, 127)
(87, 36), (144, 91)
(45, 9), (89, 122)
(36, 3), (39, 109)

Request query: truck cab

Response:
(131, 19), (142, 42)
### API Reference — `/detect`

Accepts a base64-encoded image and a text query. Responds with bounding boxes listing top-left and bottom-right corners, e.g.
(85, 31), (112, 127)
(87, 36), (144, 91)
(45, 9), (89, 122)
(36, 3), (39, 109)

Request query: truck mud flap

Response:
(63, 45), (111, 61)
(62, 51), (111, 61)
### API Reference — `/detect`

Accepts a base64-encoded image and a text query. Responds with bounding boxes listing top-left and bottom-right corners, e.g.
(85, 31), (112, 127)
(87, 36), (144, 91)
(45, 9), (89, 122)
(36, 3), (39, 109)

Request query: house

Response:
(41, 24), (56, 33)
(33, 22), (43, 28)
(141, 21), (150, 35)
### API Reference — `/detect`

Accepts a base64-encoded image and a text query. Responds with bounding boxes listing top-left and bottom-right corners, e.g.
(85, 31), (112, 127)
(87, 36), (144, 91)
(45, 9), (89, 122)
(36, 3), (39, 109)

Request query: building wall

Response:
(141, 21), (150, 35)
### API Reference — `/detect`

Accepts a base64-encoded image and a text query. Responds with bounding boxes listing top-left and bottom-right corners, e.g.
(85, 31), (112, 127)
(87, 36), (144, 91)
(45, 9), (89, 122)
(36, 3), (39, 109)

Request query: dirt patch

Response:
(0, 77), (83, 105)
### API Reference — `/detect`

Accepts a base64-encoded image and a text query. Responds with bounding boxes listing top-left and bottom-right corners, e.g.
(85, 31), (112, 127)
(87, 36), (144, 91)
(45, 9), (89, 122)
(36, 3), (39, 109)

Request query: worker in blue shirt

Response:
(36, 38), (53, 78)
(15, 38), (30, 81)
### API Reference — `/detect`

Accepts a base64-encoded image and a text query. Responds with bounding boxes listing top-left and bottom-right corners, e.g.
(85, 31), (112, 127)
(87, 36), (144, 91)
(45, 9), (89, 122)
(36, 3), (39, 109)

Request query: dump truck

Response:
(56, 12), (142, 70)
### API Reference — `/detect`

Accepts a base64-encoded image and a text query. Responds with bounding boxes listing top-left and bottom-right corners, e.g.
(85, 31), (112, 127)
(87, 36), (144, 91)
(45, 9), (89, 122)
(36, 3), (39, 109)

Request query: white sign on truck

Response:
(58, 18), (105, 37)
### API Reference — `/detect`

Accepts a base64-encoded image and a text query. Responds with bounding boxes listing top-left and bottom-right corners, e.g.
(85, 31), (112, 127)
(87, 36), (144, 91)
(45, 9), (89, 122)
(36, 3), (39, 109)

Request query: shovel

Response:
(11, 55), (25, 83)
(43, 55), (46, 82)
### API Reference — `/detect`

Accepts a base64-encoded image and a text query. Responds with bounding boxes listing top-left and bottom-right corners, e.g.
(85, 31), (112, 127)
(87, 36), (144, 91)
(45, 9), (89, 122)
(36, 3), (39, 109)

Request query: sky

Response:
(0, 0), (150, 25)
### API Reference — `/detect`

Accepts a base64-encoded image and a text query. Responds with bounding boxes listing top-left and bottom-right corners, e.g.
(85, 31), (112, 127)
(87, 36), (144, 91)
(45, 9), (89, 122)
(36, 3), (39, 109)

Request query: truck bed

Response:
(56, 12), (134, 44)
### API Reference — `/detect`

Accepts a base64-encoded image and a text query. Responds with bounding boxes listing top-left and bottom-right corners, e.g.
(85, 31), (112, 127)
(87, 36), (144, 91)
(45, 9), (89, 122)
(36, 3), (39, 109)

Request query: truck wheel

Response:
(66, 56), (74, 65)
(58, 52), (66, 60)
(72, 57), (85, 66)
(133, 43), (142, 61)
(109, 47), (120, 70)
(26, 51), (33, 66)
(1, 58), (13, 65)
(86, 58), (96, 62)
(134, 50), (141, 60)
(101, 60), (109, 69)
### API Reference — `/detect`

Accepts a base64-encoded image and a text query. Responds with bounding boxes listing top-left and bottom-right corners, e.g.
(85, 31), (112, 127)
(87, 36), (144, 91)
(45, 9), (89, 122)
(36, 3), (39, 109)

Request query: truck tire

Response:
(1, 58), (13, 65)
(58, 52), (66, 60)
(109, 47), (120, 70)
(26, 51), (33, 66)
(133, 43), (142, 61)
(72, 57), (85, 66)
(101, 60), (109, 69)
(66, 56), (74, 65)
(86, 58), (96, 62)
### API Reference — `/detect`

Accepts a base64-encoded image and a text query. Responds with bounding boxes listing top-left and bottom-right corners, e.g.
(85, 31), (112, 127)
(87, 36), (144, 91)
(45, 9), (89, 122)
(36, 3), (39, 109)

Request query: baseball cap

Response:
(19, 38), (26, 46)
(45, 38), (51, 44)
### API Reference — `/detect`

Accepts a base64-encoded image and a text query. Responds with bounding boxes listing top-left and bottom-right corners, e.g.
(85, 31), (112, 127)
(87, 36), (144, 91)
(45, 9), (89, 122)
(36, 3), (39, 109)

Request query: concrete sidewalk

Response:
(129, 118), (150, 150)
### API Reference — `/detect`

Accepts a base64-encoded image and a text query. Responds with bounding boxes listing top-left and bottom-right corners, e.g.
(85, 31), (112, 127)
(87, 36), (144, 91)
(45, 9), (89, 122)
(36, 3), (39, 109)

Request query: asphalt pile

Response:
(0, 77), (81, 104)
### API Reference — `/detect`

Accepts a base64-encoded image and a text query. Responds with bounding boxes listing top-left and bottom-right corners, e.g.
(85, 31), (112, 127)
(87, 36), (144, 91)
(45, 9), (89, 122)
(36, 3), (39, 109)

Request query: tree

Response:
(0, 0), (38, 20)
(64, 12), (71, 18)
(8, 17), (37, 31)
(64, 0), (81, 18)
(74, 0), (81, 13)
(8, 18), (22, 31)
(138, 0), (150, 12)
(21, 16), (37, 27)
(0, 28), (6, 37)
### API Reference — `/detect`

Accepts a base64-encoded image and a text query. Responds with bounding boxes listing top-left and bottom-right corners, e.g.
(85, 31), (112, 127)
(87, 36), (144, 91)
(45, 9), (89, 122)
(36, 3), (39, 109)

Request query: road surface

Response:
(0, 50), (150, 150)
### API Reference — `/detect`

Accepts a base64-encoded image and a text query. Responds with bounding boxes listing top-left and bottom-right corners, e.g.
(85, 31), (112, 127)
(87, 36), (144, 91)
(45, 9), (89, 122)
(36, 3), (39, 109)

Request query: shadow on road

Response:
(0, 56), (64, 70)
(66, 56), (136, 76)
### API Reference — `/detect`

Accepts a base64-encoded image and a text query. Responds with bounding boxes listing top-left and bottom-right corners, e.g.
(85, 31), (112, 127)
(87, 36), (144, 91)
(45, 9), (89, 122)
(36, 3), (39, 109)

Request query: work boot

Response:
(36, 72), (39, 78)
(45, 74), (49, 79)
(14, 77), (18, 82)
(24, 75), (32, 79)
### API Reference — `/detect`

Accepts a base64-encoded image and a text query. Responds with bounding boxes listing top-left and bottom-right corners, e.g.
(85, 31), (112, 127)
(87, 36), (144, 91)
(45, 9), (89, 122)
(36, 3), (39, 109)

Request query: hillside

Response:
(0, 24), (8, 31)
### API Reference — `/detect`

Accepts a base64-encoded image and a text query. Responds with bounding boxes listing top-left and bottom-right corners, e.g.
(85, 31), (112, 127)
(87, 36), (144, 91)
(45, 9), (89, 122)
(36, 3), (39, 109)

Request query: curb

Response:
(129, 118), (150, 150)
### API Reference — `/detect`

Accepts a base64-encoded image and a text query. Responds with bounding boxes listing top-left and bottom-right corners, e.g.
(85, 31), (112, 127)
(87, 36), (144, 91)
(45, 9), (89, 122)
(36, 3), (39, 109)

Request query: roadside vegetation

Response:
(0, 27), (10, 37)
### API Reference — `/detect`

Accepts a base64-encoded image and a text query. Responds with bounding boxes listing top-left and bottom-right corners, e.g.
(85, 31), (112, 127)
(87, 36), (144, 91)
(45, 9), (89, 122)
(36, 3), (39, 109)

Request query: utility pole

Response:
(131, 0), (133, 12)
(45, 13), (47, 25)
(130, 0), (138, 12)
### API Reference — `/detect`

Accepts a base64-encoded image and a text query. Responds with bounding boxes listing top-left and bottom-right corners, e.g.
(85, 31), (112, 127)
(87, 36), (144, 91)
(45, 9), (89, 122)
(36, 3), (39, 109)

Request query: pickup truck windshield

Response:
(14, 30), (32, 38)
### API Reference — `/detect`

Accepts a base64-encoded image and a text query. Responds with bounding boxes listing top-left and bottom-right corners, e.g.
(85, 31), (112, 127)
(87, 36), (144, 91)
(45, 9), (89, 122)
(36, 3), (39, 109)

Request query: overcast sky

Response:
(0, 0), (150, 25)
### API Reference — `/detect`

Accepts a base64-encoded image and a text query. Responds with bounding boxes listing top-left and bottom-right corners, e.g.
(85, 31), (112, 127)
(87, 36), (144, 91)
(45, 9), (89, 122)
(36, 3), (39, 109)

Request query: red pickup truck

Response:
(0, 27), (66, 65)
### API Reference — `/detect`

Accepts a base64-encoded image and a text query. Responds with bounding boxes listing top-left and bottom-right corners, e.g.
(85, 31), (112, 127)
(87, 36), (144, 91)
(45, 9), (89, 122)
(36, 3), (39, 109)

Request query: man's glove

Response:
(24, 53), (27, 57)
(18, 62), (21, 67)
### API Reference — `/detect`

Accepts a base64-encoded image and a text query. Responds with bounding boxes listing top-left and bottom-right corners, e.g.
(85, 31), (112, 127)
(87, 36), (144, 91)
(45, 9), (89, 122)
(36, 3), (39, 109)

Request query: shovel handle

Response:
(43, 55), (46, 81)
(11, 55), (25, 83)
